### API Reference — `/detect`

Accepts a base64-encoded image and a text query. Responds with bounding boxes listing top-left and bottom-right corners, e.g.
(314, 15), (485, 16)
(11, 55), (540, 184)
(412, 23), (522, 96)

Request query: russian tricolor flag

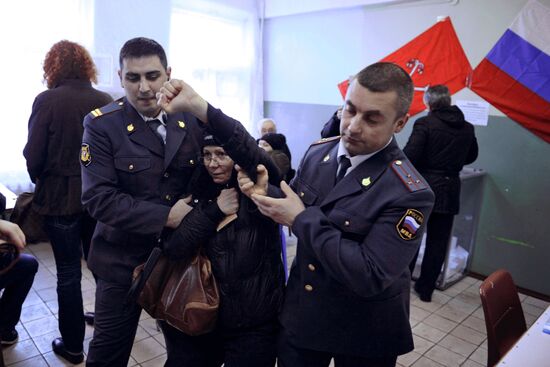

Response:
(471, 0), (550, 143)
(403, 215), (420, 235)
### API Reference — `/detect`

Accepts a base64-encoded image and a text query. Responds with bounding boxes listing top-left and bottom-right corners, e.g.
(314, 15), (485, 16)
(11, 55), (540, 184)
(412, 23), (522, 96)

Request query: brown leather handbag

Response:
(130, 247), (219, 336)
(9, 192), (48, 244)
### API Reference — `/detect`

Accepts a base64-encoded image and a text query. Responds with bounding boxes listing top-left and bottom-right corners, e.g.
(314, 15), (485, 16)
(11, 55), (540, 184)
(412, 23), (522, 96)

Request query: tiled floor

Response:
(2, 236), (548, 366)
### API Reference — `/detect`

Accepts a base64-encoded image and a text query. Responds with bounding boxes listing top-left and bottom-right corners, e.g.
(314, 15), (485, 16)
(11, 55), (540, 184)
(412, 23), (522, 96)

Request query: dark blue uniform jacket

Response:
(280, 137), (435, 358)
(80, 98), (204, 285)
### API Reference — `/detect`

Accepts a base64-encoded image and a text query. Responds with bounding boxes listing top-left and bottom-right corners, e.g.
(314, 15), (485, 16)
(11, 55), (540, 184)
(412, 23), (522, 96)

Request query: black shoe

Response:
(52, 337), (84, 364)
(84, 311), (95, 326)
(0, 329), (18, 345)
(414, 283), (432, 303)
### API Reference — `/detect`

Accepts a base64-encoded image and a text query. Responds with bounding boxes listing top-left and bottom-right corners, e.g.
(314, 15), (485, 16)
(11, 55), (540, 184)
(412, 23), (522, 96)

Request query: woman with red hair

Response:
(23, 40), (112, 364)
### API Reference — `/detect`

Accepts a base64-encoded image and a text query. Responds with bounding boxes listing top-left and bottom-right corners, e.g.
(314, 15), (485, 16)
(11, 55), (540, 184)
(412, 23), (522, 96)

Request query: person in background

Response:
(404, 84), (478, 302)
(0, 195), (39, 347)
(258, 118), (277, 137)
(81, 37), (205, 366)
(258, 132), (295, 183)
(320, 107), (343, 138)
(23, 40), (113, 364)
(238, 62), (434, 367)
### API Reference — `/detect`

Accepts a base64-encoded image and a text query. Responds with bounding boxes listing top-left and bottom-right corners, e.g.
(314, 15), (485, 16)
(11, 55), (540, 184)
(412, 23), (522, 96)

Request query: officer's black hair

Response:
(353, 62), (414, 118)
(423, 85), (451, 111)
(119, 37), (168, 70)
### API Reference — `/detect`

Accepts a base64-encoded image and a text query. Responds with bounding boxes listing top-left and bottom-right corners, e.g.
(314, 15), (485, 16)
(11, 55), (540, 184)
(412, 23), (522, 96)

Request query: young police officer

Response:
(81, 38), (204, 366)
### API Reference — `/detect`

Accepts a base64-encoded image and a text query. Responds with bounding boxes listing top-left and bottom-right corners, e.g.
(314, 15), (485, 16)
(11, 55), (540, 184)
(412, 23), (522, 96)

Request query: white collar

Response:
(139, 110), (167, 125)
(337, 136), (393, 173)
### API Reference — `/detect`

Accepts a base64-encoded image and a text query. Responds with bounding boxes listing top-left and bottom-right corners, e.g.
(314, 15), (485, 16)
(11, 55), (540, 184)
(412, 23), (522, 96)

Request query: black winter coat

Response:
(403, 106), (478, 214)
(164, 105), (285, 330)
(24, 79), (113, 215)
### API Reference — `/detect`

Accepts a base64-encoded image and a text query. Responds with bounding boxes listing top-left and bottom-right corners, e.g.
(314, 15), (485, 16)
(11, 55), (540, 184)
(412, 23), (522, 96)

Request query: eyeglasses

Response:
(202, 151), (230, 164)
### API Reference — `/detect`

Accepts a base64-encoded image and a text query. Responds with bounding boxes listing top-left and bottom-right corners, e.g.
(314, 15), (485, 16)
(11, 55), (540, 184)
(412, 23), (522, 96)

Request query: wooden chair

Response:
(479, 269), (527, 367)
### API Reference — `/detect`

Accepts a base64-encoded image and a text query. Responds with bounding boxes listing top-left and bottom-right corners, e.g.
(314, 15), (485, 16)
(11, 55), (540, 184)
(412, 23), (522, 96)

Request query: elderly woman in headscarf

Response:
(160, 81), (285, 367)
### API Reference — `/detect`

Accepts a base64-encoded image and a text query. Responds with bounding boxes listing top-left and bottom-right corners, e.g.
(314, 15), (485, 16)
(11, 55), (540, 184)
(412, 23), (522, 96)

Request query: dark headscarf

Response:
(260, 133), (285, 151)
(260, 133), (292, 163)
(202, 133), (222, 147)
(186, 133), (237, 201)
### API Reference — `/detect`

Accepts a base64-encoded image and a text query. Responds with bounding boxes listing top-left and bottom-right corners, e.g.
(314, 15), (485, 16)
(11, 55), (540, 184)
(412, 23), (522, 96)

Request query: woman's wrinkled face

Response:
(202, 146), (234, 184)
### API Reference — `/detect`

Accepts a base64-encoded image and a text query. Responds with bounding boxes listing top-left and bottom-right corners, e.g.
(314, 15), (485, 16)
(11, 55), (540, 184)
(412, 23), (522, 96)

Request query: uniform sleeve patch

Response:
(396, 209), (424, 240)
(80, 144), (91, 167)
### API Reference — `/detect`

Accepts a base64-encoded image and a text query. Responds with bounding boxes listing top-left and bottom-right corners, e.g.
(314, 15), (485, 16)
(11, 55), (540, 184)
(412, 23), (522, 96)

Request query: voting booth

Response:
(412, 168), (486, 290)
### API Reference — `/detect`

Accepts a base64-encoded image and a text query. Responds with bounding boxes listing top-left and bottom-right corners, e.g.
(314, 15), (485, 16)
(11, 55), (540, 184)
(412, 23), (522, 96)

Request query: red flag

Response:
(338, 18), (472, 116)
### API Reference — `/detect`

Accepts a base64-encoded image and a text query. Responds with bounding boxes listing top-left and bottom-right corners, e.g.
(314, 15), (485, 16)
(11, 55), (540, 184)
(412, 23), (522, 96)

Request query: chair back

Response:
(0, 336), (4, 367)
(479, 269), (527, 367)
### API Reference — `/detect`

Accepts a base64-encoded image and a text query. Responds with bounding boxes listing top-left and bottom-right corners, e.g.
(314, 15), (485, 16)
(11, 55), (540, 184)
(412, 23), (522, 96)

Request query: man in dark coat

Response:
(239, 62), (435, 367)
(320, 107), (342, 138)
(80, 37), (204, 366)
(404, 84), (478, 302)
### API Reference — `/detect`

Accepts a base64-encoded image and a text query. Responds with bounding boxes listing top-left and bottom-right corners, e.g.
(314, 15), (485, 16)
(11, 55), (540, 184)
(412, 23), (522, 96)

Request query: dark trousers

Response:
(0, 254), (39, 332)
(44, 214), (87, 352)
(410, 212), (455, 297)
(80, 213), (96, 262)
(277, 327), (397, 367)
(86, 279), (142, 367)
(160, 320), (278, 367)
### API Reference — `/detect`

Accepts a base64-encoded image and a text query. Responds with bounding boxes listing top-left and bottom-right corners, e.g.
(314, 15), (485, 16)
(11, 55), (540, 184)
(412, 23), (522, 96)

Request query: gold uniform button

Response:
(304, 285), (313, 292)
(164, 172), (170, 178)
(308, 264), (316, 271)
(344, 220), (350, 227)
(395, 160), (402, 166)
(128, 164), (134, 170)
(165, 194), (172, 201)
(189, 159), (195, 165)
(300, 192), (305, 197)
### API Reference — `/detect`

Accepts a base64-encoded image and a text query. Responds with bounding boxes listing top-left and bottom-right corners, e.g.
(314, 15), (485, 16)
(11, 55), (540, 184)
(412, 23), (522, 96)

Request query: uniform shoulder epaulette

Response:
(390, 159), (429, 192)
(311, 135), (341, 146)
(87, 99), (124, 120)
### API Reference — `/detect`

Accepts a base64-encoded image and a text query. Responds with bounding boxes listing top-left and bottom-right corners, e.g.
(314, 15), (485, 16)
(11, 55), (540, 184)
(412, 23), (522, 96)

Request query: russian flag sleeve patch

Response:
(396, 209), (424, 241)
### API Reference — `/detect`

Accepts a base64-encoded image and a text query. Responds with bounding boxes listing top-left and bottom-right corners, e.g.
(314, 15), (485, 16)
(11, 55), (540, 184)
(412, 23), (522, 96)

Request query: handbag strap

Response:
(124, 247), (163, 310)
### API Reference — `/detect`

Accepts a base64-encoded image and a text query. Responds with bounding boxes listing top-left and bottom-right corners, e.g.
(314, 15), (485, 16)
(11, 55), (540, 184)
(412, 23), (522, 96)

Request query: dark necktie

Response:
(148, 119), (166, 144)
(336, 156), (351, 183)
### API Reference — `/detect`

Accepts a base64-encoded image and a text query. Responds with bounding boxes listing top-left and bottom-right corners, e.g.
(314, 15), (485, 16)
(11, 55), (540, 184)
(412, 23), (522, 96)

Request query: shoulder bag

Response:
(129, 247), (219, 336)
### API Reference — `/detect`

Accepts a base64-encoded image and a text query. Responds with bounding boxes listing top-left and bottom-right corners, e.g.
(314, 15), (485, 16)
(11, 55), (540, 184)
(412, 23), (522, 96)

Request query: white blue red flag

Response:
(471, 0), (550, 143)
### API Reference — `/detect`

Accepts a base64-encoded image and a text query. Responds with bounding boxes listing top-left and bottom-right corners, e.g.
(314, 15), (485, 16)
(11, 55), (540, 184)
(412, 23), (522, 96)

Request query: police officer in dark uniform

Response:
(80, 37), (204, 366)
(239, 63), (435, 367)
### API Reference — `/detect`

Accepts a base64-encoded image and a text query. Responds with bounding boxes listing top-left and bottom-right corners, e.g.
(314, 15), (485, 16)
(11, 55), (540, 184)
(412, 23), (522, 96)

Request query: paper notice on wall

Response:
(456, 100), (490, 126)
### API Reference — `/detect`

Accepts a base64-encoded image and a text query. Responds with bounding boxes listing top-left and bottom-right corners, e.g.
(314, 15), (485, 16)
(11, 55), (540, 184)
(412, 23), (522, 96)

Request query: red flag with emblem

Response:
(338, 18), (472, 116)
